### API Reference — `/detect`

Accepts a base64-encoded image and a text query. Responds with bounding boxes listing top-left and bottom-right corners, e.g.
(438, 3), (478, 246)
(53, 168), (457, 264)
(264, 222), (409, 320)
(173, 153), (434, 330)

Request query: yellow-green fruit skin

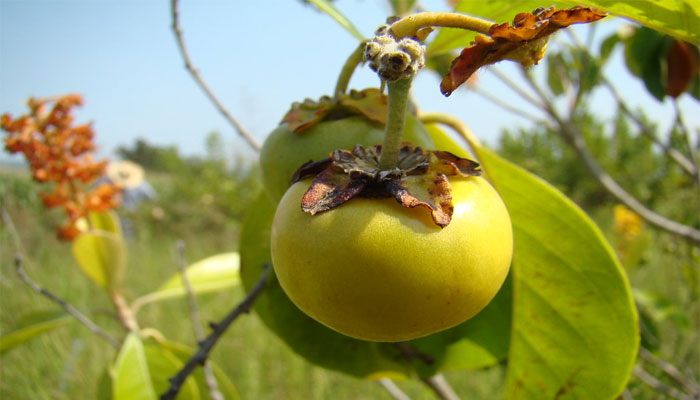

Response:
(260, 115), (433, 203)
(270, 176), (513, 342)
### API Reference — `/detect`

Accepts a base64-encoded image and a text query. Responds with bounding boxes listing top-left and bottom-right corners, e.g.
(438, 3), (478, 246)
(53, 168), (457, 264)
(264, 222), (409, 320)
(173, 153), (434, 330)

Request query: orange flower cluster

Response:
(2, 94), (121, 240)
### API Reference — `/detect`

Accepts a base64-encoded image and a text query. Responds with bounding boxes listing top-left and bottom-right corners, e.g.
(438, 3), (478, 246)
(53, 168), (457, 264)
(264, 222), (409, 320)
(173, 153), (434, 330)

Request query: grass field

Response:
(1, 167), (697, 399)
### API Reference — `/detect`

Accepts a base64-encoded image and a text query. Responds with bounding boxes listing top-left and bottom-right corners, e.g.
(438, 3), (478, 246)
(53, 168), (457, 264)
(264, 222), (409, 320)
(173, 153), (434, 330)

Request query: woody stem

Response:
(389, 12), (494, 40)
(378, 77), (413, 170)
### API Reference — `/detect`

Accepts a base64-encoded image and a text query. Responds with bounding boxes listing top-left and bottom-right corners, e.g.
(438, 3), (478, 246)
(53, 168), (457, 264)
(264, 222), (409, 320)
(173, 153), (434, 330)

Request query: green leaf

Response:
(239, 192), (410, 380)
(111, 333), (157, 400)
(477, 147), (638, 399)
(546, 52), (569, 96)
(599, 32), (620, 65)
(304, 0), (365, 42)
(427, 0), (698, 58)
(142, 339), (200, 400)
(625, 26), (673, 101)
(72, 231), (126, 290)
(156, 338), (240, 400)
(0, 310), (71, 354)
(76, 210), (122, 237)
(389, 0), (417, 16)
(131, 253), (240, 313)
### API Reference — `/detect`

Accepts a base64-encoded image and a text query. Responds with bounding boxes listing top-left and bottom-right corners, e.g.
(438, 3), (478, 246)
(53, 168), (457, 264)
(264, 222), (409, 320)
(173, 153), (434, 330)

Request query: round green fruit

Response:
(270, 175), (513, 342)
(260, 114), (433, 202)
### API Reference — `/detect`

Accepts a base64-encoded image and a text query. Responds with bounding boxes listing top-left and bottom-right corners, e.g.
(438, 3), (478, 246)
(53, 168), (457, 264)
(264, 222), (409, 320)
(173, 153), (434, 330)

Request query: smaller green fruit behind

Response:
(259, 114), (434, 203)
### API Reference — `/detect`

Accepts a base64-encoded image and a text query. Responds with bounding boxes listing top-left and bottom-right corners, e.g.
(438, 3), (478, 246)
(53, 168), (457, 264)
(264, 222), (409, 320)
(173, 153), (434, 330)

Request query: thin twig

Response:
(160, 262), (271, 400)
(378, 378), (411, 400)
(2, 208), (121, 349)
(470, 84), (545, 124)
(603, 78), (697, 177)
(174, 241), (223, 400)
(489, 67), (545, 109)
(673, 99), (700, 178)
(170, 0), (261, 152)
(638, 347), (700, 397)
(420, 374), (461, 400)
(633, 366), (693, 400)
(13, 255), (121, 349)
(519, 67), (700, 245)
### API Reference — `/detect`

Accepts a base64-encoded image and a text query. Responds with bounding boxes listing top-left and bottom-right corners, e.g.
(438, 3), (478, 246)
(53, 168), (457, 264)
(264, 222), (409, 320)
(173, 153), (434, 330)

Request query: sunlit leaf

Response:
(428, 0), (698, 58)
(155, 338), (241, 400)
(131, 252), (240, 312)
(477, 147), (638, 399)
(143, 339), (200, 400)
(72, 231), (125, 290)
(76, 210), (122, 236)
(0, 310), (71, 354)
(389, 0), (417, 16)
(111, 333), (157, 400)
(304, 0), (365, 42)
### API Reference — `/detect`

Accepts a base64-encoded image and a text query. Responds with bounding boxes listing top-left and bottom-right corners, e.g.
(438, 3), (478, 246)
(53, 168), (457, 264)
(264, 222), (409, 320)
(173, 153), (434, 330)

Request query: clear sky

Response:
(1, 0), (697, 163)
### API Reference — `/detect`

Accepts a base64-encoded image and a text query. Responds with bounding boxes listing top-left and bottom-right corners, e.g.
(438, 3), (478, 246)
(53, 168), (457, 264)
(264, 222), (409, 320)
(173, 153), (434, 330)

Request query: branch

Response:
(170, 0), (261, 152)
(489, 67), (545, 110)
(519, 67), (700, 245)
(470, 84), (545, 124)
(420, 374), (461, 400)
(2, 208), (121, 349)
(174, 240), (223, 400)
(638, 347), (700, 398)
(377, 378), (411, 400)
(160, 262), (271, 400)
(633, 366), (693, 400)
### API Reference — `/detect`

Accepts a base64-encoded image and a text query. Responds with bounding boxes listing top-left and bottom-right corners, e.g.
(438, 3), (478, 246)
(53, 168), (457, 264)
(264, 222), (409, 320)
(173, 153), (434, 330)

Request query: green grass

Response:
(1, 170), (697, 399)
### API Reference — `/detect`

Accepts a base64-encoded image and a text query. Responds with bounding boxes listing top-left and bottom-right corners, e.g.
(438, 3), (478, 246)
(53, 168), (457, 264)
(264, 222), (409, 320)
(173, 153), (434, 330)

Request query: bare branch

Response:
(489, 67), (545, 109)
(420, 374), (461, 400)
(2, 208), (121, 349)
(672, 99), (700, 178)
(160, 262), (271, 400)
(603, 79), (698, 177)
(638, 347), (700, 397)
(470, 84), (545, 125)
(378, 378), (411, 400)
(174, 240), (223, 400)
(170, 0), (261, 152)
(633, 366), (693, 400)
(519, 67), (700, 245)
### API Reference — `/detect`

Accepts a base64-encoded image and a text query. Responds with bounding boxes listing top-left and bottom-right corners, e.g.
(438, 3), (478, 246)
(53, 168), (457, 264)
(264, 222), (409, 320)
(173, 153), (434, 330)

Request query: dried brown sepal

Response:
(280, 89), (392, 133)
(292, 143), (481, 227)
(301, 168), (369, 215)
(440, 6), (607, 96)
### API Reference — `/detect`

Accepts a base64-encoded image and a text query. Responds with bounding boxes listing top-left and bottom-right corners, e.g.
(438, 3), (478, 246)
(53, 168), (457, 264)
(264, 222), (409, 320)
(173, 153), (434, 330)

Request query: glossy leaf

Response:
(142, 339), (200, 400)
(72, 231), (125, 290)
(131, 252), (240, 312)
(111, 333), (157, 400)
(477, 147), (638, 399)
(427, 0), (699, 58)
(0, 310), (71, 354)
(304, 0), (365, 42)
(156, 338), (241, 400)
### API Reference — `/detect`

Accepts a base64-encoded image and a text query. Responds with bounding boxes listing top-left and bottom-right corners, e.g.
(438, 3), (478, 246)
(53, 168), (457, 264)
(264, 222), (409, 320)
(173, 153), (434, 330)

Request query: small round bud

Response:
(364, 28), (426, 82)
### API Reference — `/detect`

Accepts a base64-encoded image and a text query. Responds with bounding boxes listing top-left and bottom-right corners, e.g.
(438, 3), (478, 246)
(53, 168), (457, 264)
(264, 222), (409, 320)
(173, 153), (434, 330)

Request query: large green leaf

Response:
(111, 333), (157, 400)
(0, 310), (71, 354)
(76, 210), (122, 237)
(478, 147), (638, 399)
(132, 252), (240, 313)
(72, 231), (126, 290)
(304, 0), (365, 41)
(427, 0), (698, 58)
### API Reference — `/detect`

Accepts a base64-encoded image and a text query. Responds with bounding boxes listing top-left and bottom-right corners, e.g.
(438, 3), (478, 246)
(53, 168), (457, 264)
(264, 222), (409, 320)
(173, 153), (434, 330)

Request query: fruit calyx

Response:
(290, 143), (481, 227)
(281, 88), (390, 133)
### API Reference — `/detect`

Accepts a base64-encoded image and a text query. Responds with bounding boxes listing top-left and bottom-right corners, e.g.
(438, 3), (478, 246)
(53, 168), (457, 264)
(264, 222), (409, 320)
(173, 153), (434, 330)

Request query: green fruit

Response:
(260, 114), (433, 202)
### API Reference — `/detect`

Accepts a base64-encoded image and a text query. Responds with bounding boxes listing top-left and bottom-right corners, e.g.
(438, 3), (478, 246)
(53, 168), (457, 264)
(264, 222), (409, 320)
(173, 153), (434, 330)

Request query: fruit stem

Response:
(379, 77), (412, 170)
(334, 42), (366, 97)
(390, 12), (494, 40)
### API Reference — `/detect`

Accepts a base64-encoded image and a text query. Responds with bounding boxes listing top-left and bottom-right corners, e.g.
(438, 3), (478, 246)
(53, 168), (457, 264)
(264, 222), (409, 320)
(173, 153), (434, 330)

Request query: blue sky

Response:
(1, 1), (697, 163)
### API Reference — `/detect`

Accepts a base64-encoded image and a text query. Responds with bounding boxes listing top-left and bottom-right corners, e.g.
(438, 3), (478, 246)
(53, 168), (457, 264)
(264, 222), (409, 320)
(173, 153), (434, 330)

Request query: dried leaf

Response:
(301, 168), (368, 215)
(280, 97), (334, 133)
(431, 150), (481, 177)
(386, 172), (453, 227)
(441, 6), (607, 96)
(291, 158), (333, 184)
(666, 40), (700, 98)
(339, 89), (388, 124)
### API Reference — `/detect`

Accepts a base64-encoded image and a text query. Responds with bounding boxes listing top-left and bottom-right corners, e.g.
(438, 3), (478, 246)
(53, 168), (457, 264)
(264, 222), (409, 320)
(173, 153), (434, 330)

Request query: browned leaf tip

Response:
(280, 89), (390, 133)
(666, 40), (699, 98)
(292, 143), (481, 227)
(440, 6), (607, 96)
